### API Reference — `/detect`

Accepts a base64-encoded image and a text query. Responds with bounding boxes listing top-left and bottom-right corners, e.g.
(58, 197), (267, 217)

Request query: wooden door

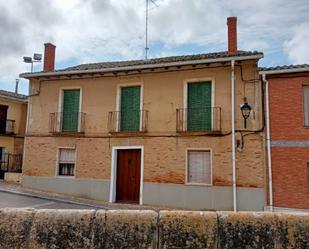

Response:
(116, 149), (141, 203)
(0, 105), (8, 134)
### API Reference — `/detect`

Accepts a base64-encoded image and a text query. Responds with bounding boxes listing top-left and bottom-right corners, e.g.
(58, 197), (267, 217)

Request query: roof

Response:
(259, 64), (309, 75)
(60, 51), (262, 72)
(20, 50), (263, 79)
(0, 90), (28, 103)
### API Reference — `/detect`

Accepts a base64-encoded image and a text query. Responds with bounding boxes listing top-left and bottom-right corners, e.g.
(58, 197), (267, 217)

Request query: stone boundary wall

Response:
(0, 209), (308, 249)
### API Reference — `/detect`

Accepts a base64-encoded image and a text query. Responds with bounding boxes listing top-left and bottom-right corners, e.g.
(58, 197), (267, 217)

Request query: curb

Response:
(0, 188), (108, 209)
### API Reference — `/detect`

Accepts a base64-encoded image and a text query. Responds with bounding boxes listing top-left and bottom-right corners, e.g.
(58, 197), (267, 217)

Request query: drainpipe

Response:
(231, 60), (237, 212)
(263, 74), (273, 212)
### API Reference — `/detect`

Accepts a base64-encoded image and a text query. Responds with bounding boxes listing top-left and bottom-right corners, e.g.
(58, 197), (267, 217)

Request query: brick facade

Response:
(268, 73), (309, 209)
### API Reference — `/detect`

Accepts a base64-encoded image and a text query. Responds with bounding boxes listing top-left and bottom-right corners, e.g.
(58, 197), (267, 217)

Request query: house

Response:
(260, 65), (309, 211)
(20, 17), (266, 211)
(0, 89), (27, 180)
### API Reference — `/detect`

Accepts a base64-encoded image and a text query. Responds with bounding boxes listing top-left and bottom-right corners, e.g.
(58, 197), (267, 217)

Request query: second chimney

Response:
(227, 17), (237, 55)
(43, 43), (56, 72)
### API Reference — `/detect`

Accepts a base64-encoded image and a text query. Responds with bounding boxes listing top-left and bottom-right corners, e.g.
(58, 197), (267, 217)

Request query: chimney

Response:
(227, 17), (237, 55)
(43, 43), (56, 72)
(15, 79), (19, 94)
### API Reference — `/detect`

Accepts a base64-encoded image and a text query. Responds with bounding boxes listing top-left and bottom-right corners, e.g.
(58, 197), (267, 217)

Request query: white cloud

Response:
(0, 0), (308, 94)
(283, 22), (309, 64)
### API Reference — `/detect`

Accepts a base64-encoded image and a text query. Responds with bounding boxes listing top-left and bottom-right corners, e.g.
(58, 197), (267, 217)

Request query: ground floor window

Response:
(187, 150), (212, 184)
(307, 163), (309, 192)
(58, 148), (76, 176)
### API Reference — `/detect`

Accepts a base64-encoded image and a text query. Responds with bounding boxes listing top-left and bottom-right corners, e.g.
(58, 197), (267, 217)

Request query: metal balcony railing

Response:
(0, 119), (15, 135)
(0, 153), (23, 179)
(108, 110), (148, 133)
(176, 107), (221, 133)
(49, 112), (85, 133)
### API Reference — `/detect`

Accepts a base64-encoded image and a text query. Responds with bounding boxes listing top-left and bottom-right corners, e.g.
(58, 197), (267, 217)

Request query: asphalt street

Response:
(0, 192), (96, 209)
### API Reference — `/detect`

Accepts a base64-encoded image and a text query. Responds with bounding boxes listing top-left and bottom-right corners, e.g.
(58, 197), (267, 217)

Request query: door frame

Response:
(109, 146), (144, 204)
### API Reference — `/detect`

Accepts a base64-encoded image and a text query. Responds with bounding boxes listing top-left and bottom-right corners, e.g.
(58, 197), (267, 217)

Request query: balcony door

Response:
(187, 82), (212, 131)
(120, 86), (141, 132)
(0, 105), (8, 134)
(62, 89), (80, 132)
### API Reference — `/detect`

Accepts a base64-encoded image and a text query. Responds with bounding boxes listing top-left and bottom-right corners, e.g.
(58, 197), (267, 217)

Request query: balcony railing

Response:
(108, 110), (148, 133)
(49, 112), (85, 133)
(176, 107), (221, 133)
(0, 119), (15, 135)
(0, 153), (23, 179)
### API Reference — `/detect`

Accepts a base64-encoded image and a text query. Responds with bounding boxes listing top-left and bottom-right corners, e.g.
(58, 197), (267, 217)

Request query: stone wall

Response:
(1, 209), (308, 249)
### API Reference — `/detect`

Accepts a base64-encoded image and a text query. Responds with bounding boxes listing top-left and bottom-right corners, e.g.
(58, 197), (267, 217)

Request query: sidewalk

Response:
(0, 181), (173, 210)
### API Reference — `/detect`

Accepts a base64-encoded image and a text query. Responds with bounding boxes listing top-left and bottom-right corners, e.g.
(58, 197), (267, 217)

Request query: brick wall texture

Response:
(23, 134), (264, 188)
(268, 74), (309, 209)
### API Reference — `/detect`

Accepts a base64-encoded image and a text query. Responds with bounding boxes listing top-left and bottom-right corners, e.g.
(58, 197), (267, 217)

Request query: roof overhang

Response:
(259, 66), (309, 76)
(20, 54), (263, 79)
(0, 94), (28, 103)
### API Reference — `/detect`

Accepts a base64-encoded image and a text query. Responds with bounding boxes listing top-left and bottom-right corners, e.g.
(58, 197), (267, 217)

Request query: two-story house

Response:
(260, 65), (309, 211)
(20, 17), (266, 210)
(0, 89), (27, 180)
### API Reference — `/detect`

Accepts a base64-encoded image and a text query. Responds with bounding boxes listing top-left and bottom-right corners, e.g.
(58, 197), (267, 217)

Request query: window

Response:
(62, 89), (80, 132)
(58, 148), (76, 176)
(307, 163), (309, 192)
(120, 86), (141, 132)
(304, 86), (309, 127)
(187, 150), (211, 184)
(187, 82), (212, 131)
(0, 105), (8, 134)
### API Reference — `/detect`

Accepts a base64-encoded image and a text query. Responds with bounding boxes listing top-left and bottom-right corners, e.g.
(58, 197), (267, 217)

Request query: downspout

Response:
(231, 60), (237, 212)
(262, 74), (273, 211)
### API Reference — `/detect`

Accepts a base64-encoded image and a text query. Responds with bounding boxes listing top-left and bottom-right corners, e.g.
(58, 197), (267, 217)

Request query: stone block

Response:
(0, 208), (34, 249)
(104, 210), (158, 249)
(28, 209), (95, 249)
(158, 211), (217, 249)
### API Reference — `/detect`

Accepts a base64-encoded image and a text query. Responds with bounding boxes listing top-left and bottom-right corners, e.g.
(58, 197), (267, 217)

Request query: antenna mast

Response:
(145, 0), (149, 59)
(145, 0), (158, 60)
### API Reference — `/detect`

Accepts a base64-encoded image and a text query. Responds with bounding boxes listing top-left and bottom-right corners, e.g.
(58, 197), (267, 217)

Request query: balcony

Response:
(49, 112), (85, 134)
(108, 110), (148, 133)
(0, 119), (15, 135)
(0, 153), (22, 179)
(176, 107), (221, 133)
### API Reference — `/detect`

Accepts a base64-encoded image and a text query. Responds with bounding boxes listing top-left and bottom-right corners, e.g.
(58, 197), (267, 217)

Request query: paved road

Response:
(0, 192), (97, 209)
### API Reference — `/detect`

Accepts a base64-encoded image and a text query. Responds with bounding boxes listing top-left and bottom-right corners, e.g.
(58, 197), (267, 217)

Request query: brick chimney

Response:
(227, 17), (237, 55)
(43, 43), (56, 72)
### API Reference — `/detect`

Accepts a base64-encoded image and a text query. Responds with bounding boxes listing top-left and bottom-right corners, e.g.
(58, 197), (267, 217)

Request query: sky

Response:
(0, 0), (308, 94)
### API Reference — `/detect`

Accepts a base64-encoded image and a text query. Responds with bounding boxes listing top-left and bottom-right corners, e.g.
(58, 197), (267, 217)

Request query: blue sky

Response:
(0, 0), (308, 95)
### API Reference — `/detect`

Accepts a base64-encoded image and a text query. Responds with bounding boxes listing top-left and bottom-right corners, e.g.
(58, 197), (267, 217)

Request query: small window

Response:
(187, 150), (211, 184)
(304, 86), (309, 127)
(58, 148), (76, 176)
(307, 163), (309, 192)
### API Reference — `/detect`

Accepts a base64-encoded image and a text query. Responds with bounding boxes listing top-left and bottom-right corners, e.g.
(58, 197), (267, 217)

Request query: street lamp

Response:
(240, 97), (251, 128)
(23, 53), (42, 72)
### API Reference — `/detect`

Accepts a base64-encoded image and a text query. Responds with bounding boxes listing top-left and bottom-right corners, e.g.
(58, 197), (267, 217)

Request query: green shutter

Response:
(120, 86), (141, 132)
(187, 82), (212, 131)
(62, 89), (80, 132)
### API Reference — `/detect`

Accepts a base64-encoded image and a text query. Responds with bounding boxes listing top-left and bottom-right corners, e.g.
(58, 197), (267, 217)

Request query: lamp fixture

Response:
(23, 53), (42, 72)
(240, 97), (251, 128)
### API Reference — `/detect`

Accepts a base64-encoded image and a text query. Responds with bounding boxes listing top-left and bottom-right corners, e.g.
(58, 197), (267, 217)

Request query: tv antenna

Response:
(145, 0), (159, 60)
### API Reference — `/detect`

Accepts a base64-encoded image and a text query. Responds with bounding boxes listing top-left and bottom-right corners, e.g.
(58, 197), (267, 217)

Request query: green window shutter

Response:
(120, 86), (141, 132)
(187, 82), (212, 131)
(62, 89), (80, 132)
